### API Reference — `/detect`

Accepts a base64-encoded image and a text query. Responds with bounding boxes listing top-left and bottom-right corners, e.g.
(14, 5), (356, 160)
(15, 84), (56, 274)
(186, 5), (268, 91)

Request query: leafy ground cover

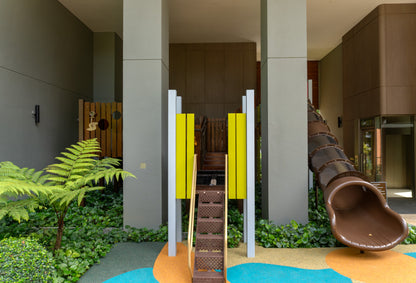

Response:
(1, 184), (415, 282)
(0, 236), (56, 282)
(0, 188), (166, 282)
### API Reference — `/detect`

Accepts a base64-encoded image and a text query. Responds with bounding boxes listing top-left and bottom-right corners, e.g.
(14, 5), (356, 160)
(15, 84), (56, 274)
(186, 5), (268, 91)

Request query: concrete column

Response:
(261, 0), (308, 224)
(123, 0), (169, 229)
(93, 32), (115, 102)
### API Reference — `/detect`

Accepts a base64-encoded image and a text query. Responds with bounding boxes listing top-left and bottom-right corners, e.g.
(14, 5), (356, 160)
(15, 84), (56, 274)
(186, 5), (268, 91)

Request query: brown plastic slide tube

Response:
(307, 101), (408, 251)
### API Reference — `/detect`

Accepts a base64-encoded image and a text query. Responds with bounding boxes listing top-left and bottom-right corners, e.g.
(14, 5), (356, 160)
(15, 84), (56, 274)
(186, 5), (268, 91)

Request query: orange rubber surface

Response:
(153, 243), (194, 283)
(326, 248), (416, 283)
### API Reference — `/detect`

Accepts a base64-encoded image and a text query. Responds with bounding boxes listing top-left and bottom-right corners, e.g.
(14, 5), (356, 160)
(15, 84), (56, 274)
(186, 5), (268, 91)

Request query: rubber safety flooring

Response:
(79, 242), (416, 283)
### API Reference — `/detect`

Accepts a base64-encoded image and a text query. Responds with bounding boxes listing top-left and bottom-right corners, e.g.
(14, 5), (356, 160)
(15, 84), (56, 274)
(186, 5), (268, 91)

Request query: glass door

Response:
(361, 129), (376, 181)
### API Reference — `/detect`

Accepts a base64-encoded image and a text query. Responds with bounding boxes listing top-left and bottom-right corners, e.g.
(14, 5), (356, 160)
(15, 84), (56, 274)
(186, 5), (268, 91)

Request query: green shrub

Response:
(0, 237), (56, 282)
(228, 225), (243, 248)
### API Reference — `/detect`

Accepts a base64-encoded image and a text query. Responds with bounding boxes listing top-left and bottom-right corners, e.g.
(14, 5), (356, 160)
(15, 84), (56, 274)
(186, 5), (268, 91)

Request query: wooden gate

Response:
(78, 99), (122, 157)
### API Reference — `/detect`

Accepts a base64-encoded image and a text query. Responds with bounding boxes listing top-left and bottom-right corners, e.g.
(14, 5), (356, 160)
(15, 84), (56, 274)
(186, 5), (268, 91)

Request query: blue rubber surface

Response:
(105, 263), (352, 283)
(405, 252), (416, 259)
(103, 268), (157, 283)
(227, 263), (351, 283)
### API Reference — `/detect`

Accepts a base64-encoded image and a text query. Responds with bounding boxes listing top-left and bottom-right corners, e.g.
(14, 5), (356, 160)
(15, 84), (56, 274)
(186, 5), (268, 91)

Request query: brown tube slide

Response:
(308, 102), (408, 251)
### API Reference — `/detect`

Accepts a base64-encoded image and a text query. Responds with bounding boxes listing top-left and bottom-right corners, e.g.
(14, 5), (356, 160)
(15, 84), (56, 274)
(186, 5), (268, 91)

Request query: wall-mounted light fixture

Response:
(32, 105), (40, 125)
(338, 116), (342, 128)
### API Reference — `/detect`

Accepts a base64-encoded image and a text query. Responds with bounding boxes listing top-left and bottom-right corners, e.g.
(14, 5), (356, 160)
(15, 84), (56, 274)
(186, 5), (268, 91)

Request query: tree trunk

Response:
(53, 216), (65, 254)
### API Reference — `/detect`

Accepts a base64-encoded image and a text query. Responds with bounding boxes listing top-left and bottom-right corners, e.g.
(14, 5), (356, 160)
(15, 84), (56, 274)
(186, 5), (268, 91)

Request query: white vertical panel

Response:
(176, 96), (182, 243)
(168, 89), (177, 256)
(246, 90), (255, 257)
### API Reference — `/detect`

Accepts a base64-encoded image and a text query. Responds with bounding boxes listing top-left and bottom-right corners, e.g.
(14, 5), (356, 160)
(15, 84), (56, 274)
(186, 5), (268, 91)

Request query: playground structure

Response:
(168, 90), (255, 282)
(308, 101), (408, 251)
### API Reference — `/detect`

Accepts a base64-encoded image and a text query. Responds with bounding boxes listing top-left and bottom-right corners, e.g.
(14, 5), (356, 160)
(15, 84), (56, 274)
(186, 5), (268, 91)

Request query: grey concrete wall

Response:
(115, 35), (123, 102)
(0, 0), (93, 169)
(319, 44), (344, 146)
(123, 0), (169, 229)
(261, 0), (308, 225)
(93, 32), (123, 103)
(94, 33), (115, 102)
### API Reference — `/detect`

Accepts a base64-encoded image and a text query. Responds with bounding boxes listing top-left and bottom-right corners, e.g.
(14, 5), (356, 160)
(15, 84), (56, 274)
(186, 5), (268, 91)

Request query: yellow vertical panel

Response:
(228, 114), (236, 199)
(176, 114), (186, 199)
(186, 114), (194, 199)
(236, 114), (247, 199)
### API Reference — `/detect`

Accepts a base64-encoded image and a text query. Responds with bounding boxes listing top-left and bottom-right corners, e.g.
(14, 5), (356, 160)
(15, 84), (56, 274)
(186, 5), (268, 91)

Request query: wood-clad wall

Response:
(169, 43), (257, 118)
(342, 4), (416, 156)
(307, 61), (319, 109)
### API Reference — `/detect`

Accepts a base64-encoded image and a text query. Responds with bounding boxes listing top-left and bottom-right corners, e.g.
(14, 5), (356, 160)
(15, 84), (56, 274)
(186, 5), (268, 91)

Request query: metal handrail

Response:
(187, 154), (198, 276)
(224, 154), (228, 282)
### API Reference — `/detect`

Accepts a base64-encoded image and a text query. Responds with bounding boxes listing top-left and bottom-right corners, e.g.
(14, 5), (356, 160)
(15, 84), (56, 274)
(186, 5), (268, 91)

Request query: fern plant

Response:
(0, 139), (134, 252)
(0, 162), (59, 222)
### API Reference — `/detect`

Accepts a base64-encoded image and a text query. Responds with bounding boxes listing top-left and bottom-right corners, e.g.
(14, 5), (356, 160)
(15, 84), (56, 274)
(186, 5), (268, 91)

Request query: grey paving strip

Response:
(79, 242), (166, 283)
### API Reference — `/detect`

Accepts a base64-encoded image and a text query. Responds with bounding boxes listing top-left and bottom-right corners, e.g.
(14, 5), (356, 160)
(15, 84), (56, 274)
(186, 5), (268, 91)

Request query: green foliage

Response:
(403, 225), (416, 245)
(227, 208), (244, 247)
(227, 225), (243, 248)
(126, 225), (168, 242)
(0, 139), (134, 252)
(0, 237), (56, 282)
(45, 139), (133, 208)
(0, 162), (60, 223)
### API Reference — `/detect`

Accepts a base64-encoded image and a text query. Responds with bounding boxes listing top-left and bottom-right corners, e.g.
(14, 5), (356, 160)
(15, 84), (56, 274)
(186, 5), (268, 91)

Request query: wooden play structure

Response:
(168, 90), (256, 282)
(78, 100), (122, 157)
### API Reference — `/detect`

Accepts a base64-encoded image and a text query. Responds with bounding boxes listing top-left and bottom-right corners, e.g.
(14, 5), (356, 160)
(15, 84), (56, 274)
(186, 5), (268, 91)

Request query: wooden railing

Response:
(195, 116), (207, 170)
(224, 154), (228, 281)
(187, 154), (198, 276)
(207, 118), (227, 152)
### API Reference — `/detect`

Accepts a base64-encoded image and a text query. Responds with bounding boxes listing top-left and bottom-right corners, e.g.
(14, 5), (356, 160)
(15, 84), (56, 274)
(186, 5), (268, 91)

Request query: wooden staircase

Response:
(193, 186), (226, 282)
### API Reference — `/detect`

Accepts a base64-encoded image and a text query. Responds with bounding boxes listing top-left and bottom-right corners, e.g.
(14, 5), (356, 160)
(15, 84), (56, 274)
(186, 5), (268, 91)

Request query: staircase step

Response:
(193, 270), (224, 283)
(199, 191), (224, 203)
(195, 234), (224, 252)
(197, 204), (224, 219)
(197, 185), (225, 192)
(194, 251), (224, 270)
(196, 218), (224, 234)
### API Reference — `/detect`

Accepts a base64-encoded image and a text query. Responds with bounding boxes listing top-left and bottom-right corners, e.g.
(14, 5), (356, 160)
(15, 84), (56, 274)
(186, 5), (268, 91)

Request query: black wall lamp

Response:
(32, 105), (40, 125)
(338, 116), (342, 128)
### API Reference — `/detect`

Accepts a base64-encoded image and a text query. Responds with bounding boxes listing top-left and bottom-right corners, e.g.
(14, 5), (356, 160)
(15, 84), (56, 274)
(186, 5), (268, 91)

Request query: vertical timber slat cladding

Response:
(111, 102), (117, 157)
(228, 114), (237, 199)
(90, 103), (96, 139)
(84, 103), (90, 140)
(78, 100), (123, 158)
(176, 114), (186, 199)
(101, 103), (107, 157)
(78, 100), (84, 142)
(95, 102), (101, 156)
(307, 61), (319, 109)
(116, 102), (123, 157)
(227, 113), (247, 199)
(106, 103), (111, 156)
(186, 114), (195, 199)
(169, 43), (256, 118)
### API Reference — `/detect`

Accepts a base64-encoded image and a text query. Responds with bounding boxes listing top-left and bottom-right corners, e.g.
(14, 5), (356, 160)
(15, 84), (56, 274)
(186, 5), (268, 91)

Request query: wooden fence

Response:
(78, 99), (123, 158)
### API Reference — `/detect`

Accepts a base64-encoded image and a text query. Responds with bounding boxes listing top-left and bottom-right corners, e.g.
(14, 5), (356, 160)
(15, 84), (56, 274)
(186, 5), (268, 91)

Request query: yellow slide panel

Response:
(176, 114), (186, 199)
(236, 114), (247, 199)
(186, 114), (194, 199)
(228, 114), (236, 199)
